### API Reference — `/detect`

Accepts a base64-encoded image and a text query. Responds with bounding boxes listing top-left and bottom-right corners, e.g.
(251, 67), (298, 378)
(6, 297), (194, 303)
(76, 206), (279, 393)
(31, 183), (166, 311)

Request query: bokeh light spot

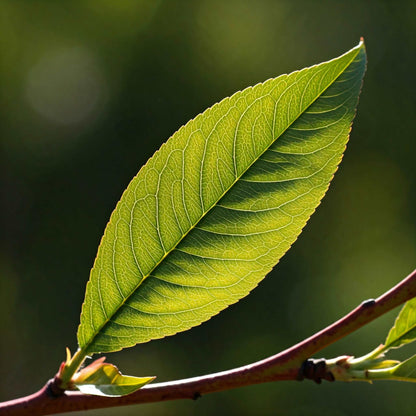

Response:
(25, 47), (107, 125)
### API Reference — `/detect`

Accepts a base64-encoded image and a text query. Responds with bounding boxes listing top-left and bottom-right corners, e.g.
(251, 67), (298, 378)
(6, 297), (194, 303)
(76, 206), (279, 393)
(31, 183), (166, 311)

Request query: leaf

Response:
(72, 358), (155, 397)
(385, 297), (416, 350)
(366, 360), (400, 370)
(78, 41), (366, 354)
(389, 354), (416, 383)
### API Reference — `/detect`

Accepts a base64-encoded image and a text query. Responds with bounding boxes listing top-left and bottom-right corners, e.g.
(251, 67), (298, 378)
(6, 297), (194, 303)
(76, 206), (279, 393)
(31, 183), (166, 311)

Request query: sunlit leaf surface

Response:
(78, 41), (366, 354)
(385, 297), (416, 350)
(73, 358), (154, 397)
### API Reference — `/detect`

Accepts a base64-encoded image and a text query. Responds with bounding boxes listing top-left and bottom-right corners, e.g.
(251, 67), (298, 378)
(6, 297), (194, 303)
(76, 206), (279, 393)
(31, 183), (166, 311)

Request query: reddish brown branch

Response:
(1, 268), (415, 416)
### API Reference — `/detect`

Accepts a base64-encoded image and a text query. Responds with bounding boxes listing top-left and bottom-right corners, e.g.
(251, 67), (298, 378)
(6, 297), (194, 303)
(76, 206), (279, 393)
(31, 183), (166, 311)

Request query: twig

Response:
(1, 268), (415, 416)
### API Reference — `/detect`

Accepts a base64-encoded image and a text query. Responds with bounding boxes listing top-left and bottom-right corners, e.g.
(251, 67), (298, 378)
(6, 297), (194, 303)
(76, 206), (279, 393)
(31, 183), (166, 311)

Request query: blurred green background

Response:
(1, 0), (415, 415)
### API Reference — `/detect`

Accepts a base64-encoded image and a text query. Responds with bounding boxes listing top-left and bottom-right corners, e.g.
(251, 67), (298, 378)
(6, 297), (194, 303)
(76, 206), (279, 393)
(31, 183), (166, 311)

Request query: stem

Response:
(346, 344), (385, 368)
(1, 268), (415, 416)
(59, 349), (89, 388)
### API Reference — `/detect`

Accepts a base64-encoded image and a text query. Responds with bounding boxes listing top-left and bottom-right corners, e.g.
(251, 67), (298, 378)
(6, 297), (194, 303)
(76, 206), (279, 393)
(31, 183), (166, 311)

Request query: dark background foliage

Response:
(1, 1), (415, 415)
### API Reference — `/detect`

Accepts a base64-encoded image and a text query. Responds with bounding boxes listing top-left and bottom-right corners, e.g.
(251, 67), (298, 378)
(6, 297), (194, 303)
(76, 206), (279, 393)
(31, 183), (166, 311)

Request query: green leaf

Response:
(366, 360), (400, 370)
(385, 297), (416, 350)
(78, 41), (366, 354)
(389, 354), (416, 382)
(72, 358), (155, 397)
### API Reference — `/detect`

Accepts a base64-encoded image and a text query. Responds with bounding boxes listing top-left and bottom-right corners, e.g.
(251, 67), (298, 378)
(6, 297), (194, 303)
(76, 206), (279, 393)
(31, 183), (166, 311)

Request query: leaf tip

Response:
(358, 37), (366, 52)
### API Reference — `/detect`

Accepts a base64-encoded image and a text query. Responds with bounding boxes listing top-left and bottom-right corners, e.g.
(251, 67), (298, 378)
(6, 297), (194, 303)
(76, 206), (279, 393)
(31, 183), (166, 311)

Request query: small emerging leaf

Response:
(385, 297), (416, 350)
(390, 354), (416, 382)
(366, 360), (400, 370)
(78, 41), (366, 354)
(73, 358), (154, 397)
(65, 347), (72, 363)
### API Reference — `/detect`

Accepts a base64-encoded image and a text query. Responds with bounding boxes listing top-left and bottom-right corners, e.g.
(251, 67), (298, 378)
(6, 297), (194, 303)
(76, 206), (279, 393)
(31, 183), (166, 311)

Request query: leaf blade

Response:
(73, 360), (154, 397)
(78, 41), (366, 354)
(390, 354), (416, 382)
(385, 297), (416, 350)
